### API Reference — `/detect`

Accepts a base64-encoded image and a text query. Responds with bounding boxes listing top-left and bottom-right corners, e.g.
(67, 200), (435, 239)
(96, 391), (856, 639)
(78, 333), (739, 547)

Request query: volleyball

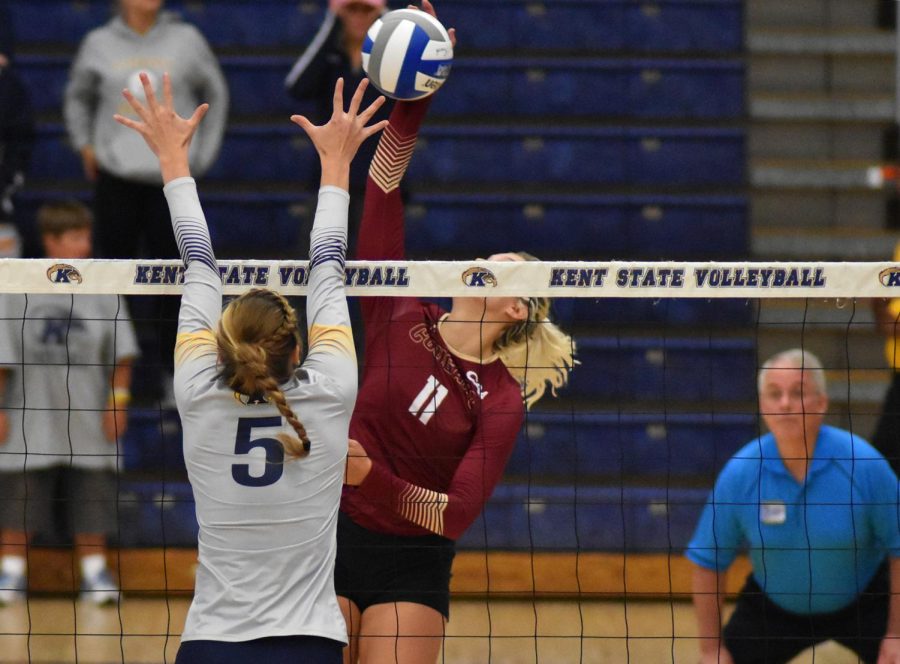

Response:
(362, 9), (453, 101)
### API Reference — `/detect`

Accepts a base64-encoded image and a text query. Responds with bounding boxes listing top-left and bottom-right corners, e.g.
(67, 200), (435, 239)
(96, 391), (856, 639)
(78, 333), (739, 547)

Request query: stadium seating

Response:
(456, 484), (711, 552)
(9, 0), (750, 557)
(117, 481), (199, 547)
(565, 336), (757, 402)
(112, 479), (712, 552)
(505, 412), (757, 479)
(405, 193), (749, 259)
(29, 121), (745, 187)
(551, 297), (755, 327)
(9, 0), (742, 53)
(17, 54), (742, 120)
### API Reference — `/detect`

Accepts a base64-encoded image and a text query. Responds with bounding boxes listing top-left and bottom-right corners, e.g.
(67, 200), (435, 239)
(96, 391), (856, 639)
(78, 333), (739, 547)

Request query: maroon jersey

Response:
(341, 100), (524, 540)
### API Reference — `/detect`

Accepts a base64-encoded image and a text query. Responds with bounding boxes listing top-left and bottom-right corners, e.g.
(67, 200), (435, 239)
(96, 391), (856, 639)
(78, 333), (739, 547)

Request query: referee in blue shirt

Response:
(686, 349), (900, 664)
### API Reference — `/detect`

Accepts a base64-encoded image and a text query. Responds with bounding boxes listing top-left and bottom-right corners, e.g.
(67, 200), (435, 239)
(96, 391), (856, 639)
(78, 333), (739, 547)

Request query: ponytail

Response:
(218, 290), (310, 459)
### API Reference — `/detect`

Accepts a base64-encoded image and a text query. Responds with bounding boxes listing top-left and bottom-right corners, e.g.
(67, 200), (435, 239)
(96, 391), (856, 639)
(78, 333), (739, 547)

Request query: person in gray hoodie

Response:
(64, 0), (228, 404)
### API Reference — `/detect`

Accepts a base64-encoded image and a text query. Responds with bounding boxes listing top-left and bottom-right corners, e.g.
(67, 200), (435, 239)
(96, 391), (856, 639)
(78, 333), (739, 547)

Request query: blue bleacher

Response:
(567, 336), (757, 402)
(411, 126), (744, 186)
(117, 481), (198, 547)
(506, 412), (756, 478)
(405, 193), (748, 259)
(121, 409), (185, 472)
(113, 480), (711, 552)
(29, 122), (745, 187)
(432, 58), (744, 119)
(15, 55), (742, 121)
(552, 298), (755, 327)
(10, 0), (742, 54)
(457, 484), (710, 552)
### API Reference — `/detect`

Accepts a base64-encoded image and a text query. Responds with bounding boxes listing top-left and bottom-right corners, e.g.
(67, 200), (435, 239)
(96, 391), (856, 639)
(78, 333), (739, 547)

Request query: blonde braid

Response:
(217, 289), (310, 460)
(259, 374), (311, 459)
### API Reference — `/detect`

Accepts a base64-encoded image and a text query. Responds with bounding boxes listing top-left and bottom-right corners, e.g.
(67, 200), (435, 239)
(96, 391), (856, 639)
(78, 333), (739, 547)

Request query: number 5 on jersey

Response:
(232, 416), (285, 487)
(409, 375), (448, 425)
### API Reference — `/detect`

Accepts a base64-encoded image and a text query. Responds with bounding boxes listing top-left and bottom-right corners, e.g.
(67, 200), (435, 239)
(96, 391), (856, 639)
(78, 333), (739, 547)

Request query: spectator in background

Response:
(686, 349), (900, 664)
(871, 291), (900, 474)
(0, 201), (139, 606)
(285, 0), (396, 250)
(0, 3), (35, 258)
(63, 0), (227, 404)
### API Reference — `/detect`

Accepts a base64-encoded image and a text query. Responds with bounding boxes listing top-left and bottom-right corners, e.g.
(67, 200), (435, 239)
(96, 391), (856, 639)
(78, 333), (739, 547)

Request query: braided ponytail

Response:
(218, 289), (310, 459)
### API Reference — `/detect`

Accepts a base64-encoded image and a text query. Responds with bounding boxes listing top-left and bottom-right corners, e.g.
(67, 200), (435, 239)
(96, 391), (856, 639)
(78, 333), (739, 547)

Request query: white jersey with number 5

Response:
(165, 178), (356, 644)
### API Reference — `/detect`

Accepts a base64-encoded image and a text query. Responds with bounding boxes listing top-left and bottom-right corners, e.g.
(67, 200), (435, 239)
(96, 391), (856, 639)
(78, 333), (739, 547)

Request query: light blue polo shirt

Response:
(686, 425), (900, 614)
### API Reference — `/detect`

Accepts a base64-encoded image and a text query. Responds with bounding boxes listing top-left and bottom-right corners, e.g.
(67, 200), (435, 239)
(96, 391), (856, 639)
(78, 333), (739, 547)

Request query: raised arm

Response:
(114, 72), (221, 393)
(349, 394), (523, 539)
(291, 78), (388, 399)
(356, 0), (455, 262)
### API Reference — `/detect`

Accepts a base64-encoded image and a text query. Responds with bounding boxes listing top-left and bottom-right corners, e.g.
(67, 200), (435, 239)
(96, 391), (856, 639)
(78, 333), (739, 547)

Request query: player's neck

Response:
(438, 313), (503, 360)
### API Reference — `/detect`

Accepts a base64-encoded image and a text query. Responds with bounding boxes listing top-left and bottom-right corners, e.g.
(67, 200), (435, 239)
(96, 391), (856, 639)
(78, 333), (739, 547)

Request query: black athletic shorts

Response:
(175, 635), (343, 664)
(0, 466), (116, 536)
(723, 561), (890, 664)
(334, 511), (456, 619)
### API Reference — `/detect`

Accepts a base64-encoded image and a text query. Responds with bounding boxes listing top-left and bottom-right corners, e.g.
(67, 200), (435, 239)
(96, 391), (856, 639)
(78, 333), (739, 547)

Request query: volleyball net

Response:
(0, 257), (897, 663)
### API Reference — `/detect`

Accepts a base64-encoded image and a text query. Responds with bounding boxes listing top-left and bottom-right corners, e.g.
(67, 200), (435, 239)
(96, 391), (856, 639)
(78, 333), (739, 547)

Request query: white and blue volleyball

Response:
(362, 9), (453, 101)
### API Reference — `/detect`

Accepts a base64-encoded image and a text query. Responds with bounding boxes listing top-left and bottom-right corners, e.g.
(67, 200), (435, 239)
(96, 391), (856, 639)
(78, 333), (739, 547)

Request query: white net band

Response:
(5, 258), (900, 298)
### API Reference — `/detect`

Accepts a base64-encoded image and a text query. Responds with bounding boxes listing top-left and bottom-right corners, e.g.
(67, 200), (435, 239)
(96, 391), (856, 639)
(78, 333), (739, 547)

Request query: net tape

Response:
(3, 258), (897, 298)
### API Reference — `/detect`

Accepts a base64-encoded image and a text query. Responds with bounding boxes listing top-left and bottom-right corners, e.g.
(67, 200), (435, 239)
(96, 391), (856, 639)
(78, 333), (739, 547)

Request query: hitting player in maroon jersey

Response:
(335, 6), (576, 662)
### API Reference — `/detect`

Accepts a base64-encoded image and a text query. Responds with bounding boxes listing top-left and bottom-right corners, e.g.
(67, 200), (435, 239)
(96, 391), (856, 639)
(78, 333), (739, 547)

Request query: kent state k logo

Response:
(461, 267), (498, 288)
(880, 267), (900, 287)
(46, 263), (83, 285)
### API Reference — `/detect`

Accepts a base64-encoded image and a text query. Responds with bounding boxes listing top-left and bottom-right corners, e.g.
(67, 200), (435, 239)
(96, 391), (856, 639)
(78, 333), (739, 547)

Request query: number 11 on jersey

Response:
(409, 375), (448, 425)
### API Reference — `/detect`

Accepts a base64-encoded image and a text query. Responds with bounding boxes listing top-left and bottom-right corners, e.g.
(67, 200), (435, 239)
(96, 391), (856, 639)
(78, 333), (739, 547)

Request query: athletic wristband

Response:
(106, 388), (132, 409)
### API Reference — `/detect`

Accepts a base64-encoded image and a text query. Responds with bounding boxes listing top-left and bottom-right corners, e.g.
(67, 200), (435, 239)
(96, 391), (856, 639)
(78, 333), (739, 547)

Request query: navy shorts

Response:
(723, 561), (890, 664)
(334, 512), (456, 619)
(175, 635), (343, 664)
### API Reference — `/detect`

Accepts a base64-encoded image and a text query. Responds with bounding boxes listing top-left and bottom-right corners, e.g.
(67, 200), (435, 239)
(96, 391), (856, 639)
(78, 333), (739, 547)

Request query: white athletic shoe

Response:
(79, 569), (119, 606)
(0, 571), (26, 605)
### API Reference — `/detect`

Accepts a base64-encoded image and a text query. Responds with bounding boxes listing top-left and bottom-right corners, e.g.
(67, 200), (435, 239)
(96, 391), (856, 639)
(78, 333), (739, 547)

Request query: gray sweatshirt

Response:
(64, 11), (228, 184)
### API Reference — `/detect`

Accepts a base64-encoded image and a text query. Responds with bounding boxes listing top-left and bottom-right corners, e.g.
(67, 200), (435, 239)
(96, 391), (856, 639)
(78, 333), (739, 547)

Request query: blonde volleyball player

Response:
(115, 73), (387, 663)
(336, 3), (576, 663)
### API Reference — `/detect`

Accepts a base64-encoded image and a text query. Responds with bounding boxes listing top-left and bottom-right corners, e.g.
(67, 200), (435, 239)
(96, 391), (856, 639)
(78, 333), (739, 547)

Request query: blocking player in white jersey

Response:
(115, 72), (386, 662)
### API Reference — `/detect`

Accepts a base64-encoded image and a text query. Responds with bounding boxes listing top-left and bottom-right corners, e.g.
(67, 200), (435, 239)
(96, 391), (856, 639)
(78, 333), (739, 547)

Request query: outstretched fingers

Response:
(356, 94), (386, 126)
(140, 72), (161, 115)
(331, 77), (345, 120)
(347, 78), (369, 118)
(162, 71), (175, 111)
(188, 103), (210, 132)
(361, 119), (390, 141)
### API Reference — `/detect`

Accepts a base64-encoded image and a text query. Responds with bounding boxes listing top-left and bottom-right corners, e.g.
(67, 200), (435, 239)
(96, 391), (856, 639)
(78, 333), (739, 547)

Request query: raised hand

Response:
(290, 78), (388, 190)
(413, 0), (457, 47)
(113, 72), (209, 183)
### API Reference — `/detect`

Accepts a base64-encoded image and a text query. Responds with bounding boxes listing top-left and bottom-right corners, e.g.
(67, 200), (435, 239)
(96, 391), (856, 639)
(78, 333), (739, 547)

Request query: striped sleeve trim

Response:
(308, 324), (355, 359)
(309, 229), (347, 270)
(398, 484), (449, 536)
(369, 125), (418, 194)
(175, 330), (218, 367)
(174, 215), (217, 273)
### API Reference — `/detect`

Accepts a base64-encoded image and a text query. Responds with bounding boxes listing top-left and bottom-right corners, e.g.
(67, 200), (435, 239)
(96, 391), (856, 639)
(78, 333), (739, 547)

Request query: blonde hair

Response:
(495, 253), (576, 409)
(217, 289), (310, 459)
